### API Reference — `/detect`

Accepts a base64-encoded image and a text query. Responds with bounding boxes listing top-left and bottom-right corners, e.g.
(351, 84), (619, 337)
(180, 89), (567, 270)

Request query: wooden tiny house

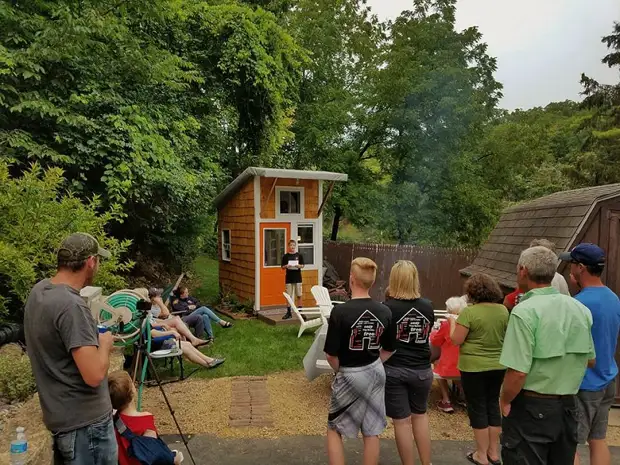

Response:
(460, 183), (620, 405)
(214, 167), (348, 311)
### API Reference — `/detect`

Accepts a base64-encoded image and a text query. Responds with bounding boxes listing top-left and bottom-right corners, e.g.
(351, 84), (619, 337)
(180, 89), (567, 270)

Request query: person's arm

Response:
(171, 298), (187, 314)
(58, 303), (114, 388)
(298, 253), (305, 270)
(379, 309), (396, 362)
(324, 311), (341, 372)
(151, 328), (181, 339)
(449, 315), (469, 346)
(499, 312), (534, 416)
(281, 254), (289, 270)
(153, 296), (170, 318)
(430, 344), (441, 363)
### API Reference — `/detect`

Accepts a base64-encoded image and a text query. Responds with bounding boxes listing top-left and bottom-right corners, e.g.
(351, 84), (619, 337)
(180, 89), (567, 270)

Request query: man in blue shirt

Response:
(559, 243), (620, 465)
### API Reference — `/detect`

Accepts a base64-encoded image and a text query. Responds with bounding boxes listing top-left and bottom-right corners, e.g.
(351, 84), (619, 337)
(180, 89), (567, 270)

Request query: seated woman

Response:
(150, 325), (224, 369)
(139, 288), (209, 348)
(172, 286), (232, 342)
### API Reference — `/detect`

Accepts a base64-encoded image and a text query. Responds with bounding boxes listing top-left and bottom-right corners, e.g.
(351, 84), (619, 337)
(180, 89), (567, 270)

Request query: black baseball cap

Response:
(58, 232), (111, 262)
(559, 243), (605, 267)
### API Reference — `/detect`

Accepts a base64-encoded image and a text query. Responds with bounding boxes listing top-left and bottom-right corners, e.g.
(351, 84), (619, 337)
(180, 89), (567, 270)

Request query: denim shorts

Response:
(577, 380), (616, 443)
(52, 414), (117, 465)
(385, 366), (433, 418)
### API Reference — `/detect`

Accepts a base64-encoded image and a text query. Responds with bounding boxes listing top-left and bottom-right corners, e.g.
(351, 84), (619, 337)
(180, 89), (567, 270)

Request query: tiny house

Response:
(214, 167), (348, 311)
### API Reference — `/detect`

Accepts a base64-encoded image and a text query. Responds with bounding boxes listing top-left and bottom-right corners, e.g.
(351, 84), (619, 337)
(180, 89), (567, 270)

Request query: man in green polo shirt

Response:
(499, 246), (595, 465)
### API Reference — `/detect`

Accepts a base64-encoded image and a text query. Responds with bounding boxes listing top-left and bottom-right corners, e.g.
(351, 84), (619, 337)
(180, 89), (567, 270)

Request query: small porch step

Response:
(257, 307), (298, 326)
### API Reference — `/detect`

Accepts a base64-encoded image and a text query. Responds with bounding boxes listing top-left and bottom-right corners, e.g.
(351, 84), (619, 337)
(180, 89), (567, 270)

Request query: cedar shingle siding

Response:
(461, 184), (620, 289)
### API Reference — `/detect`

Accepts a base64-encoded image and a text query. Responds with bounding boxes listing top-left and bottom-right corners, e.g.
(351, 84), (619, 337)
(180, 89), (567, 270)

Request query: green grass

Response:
(155, 254), (314, 380)
(192, 320), (314, 379)
(190, 255), (220, 305)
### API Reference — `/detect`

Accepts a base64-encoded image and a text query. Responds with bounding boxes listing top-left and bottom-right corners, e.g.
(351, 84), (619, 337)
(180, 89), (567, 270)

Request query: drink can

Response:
(97, 325), (109, 334)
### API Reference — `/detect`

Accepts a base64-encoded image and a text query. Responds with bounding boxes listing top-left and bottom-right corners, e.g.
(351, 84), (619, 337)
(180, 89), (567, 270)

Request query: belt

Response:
(522, 390), (573, 399)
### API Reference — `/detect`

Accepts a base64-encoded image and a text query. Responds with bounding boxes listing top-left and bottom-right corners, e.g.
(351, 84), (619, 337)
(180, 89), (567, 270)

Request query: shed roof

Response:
(460, 183), (620, 288)
(214, 167), (348, 209)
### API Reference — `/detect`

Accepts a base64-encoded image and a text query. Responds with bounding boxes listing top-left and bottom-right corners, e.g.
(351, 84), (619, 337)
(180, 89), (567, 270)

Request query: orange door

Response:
(260, 223), (291, 307)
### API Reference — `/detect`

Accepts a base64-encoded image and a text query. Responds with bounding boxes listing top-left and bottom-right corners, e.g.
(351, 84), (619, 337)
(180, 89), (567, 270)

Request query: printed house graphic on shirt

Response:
(396, 307), (431, 344)
(349, 310), (384, 351)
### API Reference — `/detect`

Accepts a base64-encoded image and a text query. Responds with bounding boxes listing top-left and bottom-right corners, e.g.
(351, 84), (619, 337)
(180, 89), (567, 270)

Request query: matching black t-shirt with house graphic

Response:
(324, 297), (435, 368)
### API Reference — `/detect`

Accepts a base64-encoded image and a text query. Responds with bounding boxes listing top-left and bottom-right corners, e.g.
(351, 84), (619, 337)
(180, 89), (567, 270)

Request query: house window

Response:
(297, 224), (315, 266)
(222, 229), (231, 262)
(264, 228), (286, 267)
(278, 190), (302, 215)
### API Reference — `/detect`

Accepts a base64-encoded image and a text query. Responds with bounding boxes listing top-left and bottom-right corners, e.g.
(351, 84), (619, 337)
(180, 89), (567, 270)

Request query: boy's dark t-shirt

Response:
(383, 298), (435, 369)
(281, 252), (304, 284)
(324, 298), (395, 367)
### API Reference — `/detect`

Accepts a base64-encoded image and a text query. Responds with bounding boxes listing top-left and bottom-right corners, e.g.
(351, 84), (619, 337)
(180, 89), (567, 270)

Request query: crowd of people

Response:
(323, 241), (620, 465)
(18, 231), (620, 465)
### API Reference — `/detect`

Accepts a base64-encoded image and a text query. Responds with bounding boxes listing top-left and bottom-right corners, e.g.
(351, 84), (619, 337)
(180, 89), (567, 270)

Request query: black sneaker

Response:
(282, 312), (292, 320)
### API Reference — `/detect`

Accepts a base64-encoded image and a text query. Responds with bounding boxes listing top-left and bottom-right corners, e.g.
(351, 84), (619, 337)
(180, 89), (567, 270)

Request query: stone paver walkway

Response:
(229, 376), (273, 427)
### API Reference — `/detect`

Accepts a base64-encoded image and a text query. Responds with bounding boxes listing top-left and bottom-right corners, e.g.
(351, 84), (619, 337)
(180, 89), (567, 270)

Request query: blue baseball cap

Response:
(559, 243), (606, 267)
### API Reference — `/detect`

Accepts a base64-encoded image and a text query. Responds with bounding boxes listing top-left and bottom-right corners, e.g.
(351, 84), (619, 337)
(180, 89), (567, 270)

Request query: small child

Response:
(108, 371), (181, 465)
(430, 295), (468, 413)
(281, 239), (305, 319)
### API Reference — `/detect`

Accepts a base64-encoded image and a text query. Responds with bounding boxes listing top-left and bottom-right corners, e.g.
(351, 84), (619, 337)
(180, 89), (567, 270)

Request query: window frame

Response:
(263, 227), (287, 268)
(221, 229), (231, 262)
(276, 187), (304, 218)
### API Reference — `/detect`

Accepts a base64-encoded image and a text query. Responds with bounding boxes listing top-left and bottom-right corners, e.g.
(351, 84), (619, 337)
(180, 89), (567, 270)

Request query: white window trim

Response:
(263, 227), (287, 268)
(276, 187), (304, 219)
(293, 220), (320, 271)
(221, 229), (231, 262)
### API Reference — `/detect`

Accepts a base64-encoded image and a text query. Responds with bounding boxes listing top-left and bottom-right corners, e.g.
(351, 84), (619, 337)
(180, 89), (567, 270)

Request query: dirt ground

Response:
(143, 370), (620, 444)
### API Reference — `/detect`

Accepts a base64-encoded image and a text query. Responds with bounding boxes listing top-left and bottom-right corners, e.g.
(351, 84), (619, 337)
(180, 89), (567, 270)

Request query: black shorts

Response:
(384, 366), (433, 419)
(461, 370), (505, 429)
(502, 393), (578, 465)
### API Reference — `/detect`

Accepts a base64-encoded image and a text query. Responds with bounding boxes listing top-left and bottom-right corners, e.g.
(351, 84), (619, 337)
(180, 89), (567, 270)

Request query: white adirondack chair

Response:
(311, 285), (345, 320)
(283, 292), (324, 338)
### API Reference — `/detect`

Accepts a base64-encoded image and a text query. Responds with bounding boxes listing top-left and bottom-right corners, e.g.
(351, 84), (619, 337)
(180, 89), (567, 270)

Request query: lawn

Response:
(160, 255), (315, 379)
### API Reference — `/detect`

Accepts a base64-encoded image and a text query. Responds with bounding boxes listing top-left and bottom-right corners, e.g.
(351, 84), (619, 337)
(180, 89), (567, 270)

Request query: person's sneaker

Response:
(437, 400), (455, 413)
(282, 312), (292, 320)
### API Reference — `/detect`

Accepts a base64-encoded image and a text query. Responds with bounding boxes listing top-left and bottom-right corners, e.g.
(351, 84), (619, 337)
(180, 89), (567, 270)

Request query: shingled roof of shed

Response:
(460, 183), (620, 288)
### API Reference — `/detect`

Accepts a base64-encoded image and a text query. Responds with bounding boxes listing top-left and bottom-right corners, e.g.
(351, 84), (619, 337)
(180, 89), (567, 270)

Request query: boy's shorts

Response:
(286, 283), (303, 300)
(328, 358), (387, 438)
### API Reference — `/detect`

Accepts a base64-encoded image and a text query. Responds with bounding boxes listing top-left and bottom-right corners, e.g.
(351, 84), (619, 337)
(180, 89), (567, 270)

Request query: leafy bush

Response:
(0, 161), (133, 320)
(0, 344), (36, 402)
(220, 291), (254, 315)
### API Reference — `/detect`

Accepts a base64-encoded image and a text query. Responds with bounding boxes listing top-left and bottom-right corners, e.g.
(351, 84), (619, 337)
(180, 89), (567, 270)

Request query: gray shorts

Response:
(385, 366), (433, 418)
(286, 283), (302, 300)
(577, 380), (616, 443)
(328, 358), (387, 438)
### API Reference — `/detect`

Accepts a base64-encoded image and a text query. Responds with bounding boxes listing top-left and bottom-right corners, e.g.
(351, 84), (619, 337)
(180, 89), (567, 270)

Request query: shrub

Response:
(0, 161), (134, 321)
(0, 344), (36, 403)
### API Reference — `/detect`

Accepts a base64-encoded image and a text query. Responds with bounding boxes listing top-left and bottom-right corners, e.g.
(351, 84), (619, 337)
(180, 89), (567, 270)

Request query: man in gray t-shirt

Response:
(24, 232), (117, 465)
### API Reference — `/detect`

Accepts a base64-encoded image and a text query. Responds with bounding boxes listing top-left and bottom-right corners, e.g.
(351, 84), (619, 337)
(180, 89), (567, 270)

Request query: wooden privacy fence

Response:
(324, 241), (479, 307)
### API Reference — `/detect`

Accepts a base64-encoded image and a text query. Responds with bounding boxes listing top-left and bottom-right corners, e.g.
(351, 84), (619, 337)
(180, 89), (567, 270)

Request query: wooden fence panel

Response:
(324, 241), (479, 307)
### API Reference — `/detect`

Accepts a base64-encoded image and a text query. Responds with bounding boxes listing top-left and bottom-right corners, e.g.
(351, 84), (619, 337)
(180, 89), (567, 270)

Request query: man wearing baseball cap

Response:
(560, 244), (620, 465)
(24, 233), (117, 465)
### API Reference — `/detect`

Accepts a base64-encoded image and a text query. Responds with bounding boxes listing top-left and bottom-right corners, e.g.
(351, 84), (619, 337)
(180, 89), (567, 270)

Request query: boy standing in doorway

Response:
(282, 239), (304, 319)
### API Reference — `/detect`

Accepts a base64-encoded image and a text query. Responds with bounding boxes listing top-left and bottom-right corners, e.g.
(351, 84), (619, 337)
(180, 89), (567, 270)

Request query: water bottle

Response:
(10, 427), (28, 465)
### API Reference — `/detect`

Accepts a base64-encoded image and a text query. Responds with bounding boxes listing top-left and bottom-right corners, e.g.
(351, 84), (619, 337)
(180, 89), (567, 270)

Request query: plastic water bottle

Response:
(10, 427), (28, 465)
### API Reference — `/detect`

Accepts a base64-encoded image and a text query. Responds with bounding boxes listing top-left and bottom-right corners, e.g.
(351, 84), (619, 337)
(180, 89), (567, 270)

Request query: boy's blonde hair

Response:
(445, 295), (468, 315)
(108, 370), (135, 411)
(388, 260), (421, 300)
(350, 257), (377, 290)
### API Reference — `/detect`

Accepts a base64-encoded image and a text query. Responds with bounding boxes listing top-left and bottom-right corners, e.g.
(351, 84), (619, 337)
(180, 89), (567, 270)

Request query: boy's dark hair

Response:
(288, 239), (296, 245)
(108, 370), (134, 411)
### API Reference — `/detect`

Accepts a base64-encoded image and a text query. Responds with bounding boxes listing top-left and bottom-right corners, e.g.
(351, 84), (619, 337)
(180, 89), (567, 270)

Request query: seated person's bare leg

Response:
(166, 317), (206, 345)
(179, 341), (215, 367)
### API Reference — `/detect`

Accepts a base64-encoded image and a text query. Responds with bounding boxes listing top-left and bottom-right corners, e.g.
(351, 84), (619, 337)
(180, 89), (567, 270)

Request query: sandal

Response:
(487, 455), (501, 465)
(466, 452), (487, 465)
(221, 321), (233, 328)
(193, 340), (210, 348)
(208, 358), (225, 369)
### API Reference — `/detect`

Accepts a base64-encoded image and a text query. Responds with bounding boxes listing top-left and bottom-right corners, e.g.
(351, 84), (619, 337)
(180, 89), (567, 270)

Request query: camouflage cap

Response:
(57, 232), (111, 262)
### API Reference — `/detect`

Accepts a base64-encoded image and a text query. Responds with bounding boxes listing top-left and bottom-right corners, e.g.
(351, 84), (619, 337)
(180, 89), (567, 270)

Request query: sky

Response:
(366, 0), (620, 110)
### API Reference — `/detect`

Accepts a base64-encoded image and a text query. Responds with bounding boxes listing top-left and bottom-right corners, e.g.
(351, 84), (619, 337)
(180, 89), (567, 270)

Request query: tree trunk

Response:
(330, 205), (342, 241)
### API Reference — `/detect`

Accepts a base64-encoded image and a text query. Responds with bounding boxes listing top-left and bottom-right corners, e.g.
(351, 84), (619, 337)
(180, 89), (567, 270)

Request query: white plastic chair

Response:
(311, 285), (334, 319)
(283, 292), (324, 338)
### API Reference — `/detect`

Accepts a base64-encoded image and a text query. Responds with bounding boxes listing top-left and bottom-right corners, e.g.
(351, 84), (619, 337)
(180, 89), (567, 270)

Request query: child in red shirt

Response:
(430, 296), (467, 413)
(108, 371), (182, 465)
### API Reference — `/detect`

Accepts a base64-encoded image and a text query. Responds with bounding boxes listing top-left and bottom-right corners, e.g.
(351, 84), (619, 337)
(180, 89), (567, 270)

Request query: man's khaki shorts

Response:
(286, 283), (303, 300)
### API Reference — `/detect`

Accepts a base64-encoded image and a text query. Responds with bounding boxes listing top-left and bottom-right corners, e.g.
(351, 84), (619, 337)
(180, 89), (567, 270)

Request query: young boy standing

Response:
(281, 239), (304, 319)
(323, 257), (395, 465)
